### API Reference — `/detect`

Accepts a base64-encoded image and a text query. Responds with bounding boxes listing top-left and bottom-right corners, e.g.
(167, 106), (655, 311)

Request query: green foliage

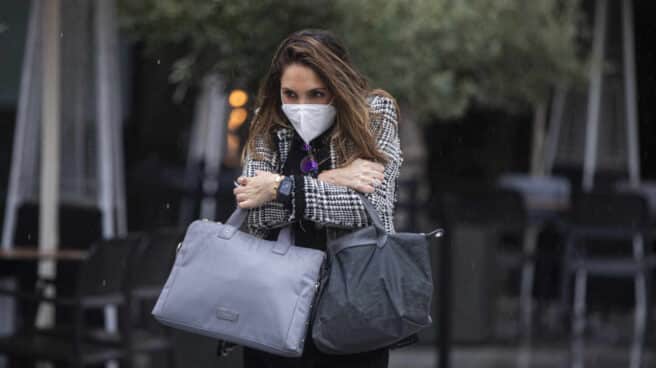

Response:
(118, 0), (339, 93)
(118, 0), (586, 122)
(338, 0), (586, 120)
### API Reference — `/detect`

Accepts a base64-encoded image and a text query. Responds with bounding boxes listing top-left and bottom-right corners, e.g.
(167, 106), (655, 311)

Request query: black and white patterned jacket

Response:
(241, 94), (403, 239)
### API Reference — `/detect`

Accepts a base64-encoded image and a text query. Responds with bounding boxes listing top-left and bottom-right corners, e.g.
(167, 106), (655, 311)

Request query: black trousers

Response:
(243, 331), (389, 368)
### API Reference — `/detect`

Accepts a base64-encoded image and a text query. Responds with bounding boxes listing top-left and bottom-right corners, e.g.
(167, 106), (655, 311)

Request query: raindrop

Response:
(102, 279), (107, 287)
(157, 59), (161, 65)
(59, 32), (63, 38)
(165, 202), (171, 209)
(27, 233), (31, 240)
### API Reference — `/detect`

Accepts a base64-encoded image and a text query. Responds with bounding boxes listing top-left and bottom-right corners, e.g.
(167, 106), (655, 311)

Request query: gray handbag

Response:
(152, 207), (326, 357)
(311, 193), (443, 354)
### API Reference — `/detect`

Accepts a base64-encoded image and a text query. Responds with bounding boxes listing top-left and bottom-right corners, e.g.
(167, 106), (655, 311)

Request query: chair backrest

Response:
(132, 227), (185, 296)
(552, 165), (627, 193)
(569, 191), (650, 230)
(76, 234), (145, 297)
(498, 174), (571, 209)
(13, 202), (103, 249)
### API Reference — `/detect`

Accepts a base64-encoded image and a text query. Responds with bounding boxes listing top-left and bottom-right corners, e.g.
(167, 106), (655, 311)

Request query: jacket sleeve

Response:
(242, 135), (296, 238)
(295, 95), (403, 233)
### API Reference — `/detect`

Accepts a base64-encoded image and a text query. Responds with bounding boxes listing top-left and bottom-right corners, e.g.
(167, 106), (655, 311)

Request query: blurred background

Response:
(0, 0), (655, 367)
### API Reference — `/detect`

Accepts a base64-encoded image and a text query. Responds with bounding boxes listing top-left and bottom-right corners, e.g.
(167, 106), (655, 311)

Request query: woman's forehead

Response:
(281, 64), (326, 90)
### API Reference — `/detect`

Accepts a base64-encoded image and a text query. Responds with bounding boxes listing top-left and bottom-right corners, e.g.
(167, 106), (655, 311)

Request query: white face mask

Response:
(281, 102), (336, 145)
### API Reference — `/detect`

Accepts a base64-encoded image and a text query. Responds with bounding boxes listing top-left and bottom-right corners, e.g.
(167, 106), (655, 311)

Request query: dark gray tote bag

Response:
(311, 193), (443, 354)
(152, 207), (326, 357)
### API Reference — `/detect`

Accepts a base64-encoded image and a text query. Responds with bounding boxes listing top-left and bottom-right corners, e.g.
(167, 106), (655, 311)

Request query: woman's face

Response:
(280, 63), (333, 105)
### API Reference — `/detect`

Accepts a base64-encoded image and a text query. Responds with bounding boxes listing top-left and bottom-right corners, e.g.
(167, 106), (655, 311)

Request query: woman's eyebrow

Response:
(281, 87), (327, 92)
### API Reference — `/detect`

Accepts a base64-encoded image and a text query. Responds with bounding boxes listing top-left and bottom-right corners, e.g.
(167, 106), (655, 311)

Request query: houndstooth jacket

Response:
(241, 94), (403, 239)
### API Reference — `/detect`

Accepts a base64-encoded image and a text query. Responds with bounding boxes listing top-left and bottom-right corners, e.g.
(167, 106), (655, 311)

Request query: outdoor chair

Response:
(561, 191), (655, 368)
(5, 202), (104, 328)
(86, 227), (183, 368)
(0, 234), (144, 367)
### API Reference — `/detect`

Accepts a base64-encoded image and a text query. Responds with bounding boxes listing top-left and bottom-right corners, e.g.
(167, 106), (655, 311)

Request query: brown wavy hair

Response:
(242, 29), (395, 167)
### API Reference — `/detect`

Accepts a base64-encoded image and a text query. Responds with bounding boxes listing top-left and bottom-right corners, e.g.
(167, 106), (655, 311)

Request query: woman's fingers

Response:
(254, 170), (273, 177)
(345, 169), (384, 191)
(233, 185), (247, 196)
(356, 169), (384, 186)
(350, 175), (375, 193)
(363, 169), (384, 180)
(354, 182), (375, 193)
(355, 159), (384, 175)
(234, 183), (250, 203)
(235, 173), (271, 208)
(370, 163), (385, 174)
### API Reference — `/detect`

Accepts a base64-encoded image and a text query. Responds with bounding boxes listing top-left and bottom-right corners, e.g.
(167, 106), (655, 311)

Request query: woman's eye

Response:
(312, 91), (325, 98)
(284, 91), (296, 98)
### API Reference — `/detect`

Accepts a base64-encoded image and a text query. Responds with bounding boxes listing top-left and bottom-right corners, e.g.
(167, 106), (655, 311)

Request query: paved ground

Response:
(162, 323), (655, 368)
(389, 345), (655, 368)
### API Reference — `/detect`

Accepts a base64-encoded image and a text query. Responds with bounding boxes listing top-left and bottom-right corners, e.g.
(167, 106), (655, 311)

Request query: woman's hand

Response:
(233, 170), (279, 209)
(317, 158), (385, 193)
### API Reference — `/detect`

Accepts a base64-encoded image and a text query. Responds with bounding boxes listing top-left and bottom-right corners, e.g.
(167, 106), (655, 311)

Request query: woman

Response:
(232, 29), (403, 368)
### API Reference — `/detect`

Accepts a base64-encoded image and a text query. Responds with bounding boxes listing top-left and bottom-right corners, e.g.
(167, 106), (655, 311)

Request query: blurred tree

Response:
(118, 0), (586, 122)
(117, 0), (340, 100)
(341, 0), (586, 121)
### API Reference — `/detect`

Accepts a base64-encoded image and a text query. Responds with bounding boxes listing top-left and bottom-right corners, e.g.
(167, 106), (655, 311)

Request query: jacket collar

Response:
(274, 127), (294, 142)
(273, 126), (337, 169)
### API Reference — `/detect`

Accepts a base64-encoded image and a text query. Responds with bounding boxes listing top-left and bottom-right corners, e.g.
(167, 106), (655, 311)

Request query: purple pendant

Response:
(300, 155), (319, 173)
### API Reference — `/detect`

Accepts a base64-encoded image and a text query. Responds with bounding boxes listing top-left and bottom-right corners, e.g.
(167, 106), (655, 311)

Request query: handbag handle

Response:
(356, 193), (386, 232)
(225, 206), (294, 254)
(326, 194), (388, 247)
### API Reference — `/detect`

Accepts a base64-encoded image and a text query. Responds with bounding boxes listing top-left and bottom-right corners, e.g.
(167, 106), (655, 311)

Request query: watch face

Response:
(280, 180), (292, 195)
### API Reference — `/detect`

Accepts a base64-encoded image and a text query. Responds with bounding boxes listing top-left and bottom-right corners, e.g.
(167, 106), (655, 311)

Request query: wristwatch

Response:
(276, 175), (294, 203)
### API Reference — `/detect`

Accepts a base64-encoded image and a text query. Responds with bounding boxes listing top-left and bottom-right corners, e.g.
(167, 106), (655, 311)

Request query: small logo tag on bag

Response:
(216, 307), (239, 322)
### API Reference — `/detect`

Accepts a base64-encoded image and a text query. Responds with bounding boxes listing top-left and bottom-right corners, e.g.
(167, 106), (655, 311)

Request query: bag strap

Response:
(326, 194), (388, 246)
(225, 206), (247, 228)
(356, 193), (386, 232)
(225, 206), (294, 254)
